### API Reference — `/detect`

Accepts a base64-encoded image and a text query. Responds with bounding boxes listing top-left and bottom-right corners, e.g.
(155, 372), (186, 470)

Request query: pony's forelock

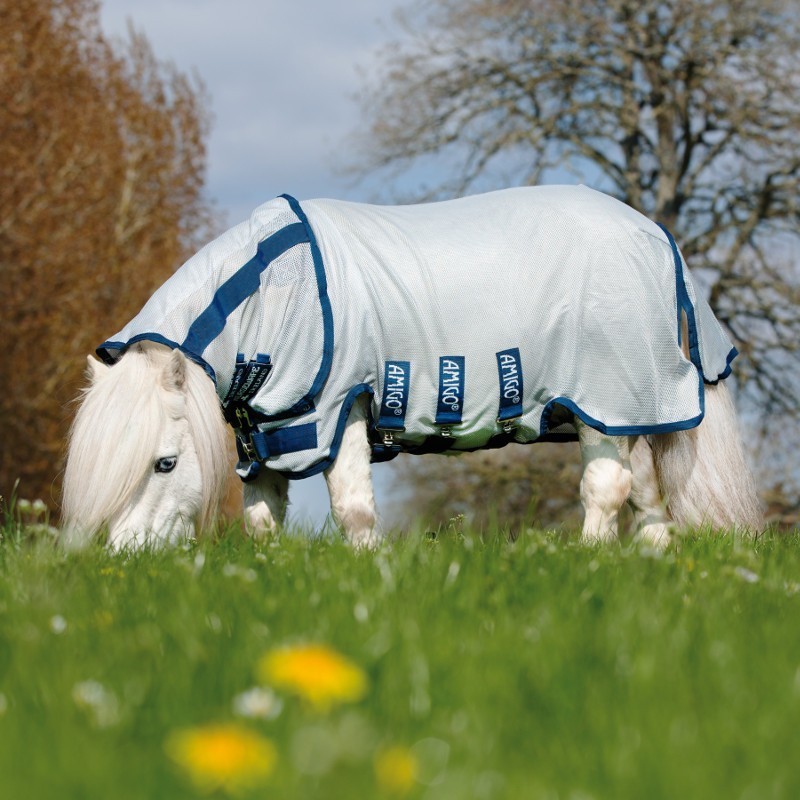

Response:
(62, 345), (229, 539)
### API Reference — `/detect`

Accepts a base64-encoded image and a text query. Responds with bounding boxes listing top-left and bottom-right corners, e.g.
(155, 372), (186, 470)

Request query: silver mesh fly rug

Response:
(99, 185), (736, 483)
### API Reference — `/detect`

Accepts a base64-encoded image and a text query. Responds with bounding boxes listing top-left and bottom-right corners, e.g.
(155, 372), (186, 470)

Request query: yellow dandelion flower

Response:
(375, 746), (418, 794)
(259, 643), (367, 711)
(165, 723), (276, 794)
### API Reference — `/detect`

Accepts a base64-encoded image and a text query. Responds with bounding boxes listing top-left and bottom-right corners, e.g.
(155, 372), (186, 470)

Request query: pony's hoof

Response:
(633, 523), (672, 550)
(244, 505), (282, 541)
(348, 529), (383, 550)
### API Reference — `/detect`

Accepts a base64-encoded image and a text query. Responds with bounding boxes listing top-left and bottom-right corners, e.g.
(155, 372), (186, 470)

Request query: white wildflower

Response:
(232, 687), (283, 720)
(222, 564), (257, 582)
(444, 561), (461, 587)
(50, 615), (67, 635)
(412, 737), (450, 787)
(72, 680), (120, 728)
(734, 566), (760, 584)
(206, 613), (222, 633)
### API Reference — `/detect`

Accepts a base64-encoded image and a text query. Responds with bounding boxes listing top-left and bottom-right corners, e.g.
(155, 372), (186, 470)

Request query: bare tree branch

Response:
(351, 0), (800, 526)
(354, 0), (800, 418)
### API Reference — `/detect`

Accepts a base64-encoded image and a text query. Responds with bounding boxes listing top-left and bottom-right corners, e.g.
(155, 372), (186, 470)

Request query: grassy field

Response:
(1, 521), (799, 799)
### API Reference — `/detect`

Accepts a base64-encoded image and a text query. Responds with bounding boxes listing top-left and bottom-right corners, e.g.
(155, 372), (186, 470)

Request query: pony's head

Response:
(62, 343), (230, 550)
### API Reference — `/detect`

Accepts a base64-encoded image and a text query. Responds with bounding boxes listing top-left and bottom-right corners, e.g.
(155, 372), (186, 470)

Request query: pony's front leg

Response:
(243, 468), (289, 540)
(324, 395), (382, 548)
(576, 419), (633, 543)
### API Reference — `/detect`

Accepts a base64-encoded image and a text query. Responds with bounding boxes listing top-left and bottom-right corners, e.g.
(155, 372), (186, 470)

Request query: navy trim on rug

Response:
(97, 333), (217, 382)
(279, 384), (374, 480)
(657, 224), (705, 379)
(181, 222), (308, 358)
(539, 395), (704, 438)
(706, 346), (738, 385)
(276, 194), (335, 419)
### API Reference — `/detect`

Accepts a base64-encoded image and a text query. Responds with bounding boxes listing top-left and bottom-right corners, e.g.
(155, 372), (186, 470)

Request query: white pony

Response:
(62, 187), (763, 548)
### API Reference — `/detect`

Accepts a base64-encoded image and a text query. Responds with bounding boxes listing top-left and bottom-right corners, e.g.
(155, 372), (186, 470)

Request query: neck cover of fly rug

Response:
(98, 185), (737, 479)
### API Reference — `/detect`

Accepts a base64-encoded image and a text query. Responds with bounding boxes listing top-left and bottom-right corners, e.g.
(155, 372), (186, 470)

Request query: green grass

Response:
(1, 524), (800, 799)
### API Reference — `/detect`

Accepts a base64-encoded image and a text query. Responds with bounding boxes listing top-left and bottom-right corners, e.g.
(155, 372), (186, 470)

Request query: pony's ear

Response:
(85, 355), (109, 385)
(161, 348), (188, 392)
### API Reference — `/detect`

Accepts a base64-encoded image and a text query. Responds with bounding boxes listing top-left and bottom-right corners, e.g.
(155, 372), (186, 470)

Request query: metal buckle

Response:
(235, 406), (253, 430)
(497, 417), (518, 434)
(240, 434), (257, 461)
(439, 425), (454, 438)
(376, 427), (404, 448)
(235, 407), (258, 461)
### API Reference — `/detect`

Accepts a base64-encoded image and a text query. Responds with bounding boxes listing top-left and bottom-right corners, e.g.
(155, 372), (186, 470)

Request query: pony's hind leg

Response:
(628, 436), (672, 548)
(243, 469), (289, 539)
(324, 394), (382, 548)
(576, 419), (633, 543)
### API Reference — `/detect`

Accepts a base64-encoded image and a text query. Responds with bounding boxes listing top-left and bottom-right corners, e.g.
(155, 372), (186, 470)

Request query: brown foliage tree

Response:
(356, 0), (800, 528)
(0, 0), (214, 509)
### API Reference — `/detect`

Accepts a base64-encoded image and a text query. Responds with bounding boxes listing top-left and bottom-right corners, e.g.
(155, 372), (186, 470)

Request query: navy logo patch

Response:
(378, 360), (410, 430)
(496, 348), (523, 421)
(436, 356), (465, 425)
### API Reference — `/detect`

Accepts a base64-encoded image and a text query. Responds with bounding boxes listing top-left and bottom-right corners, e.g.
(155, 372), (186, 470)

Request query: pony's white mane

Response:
(62, 343), (230, 539)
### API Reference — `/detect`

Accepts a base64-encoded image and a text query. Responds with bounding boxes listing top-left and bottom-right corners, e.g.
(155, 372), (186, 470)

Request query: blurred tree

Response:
(0, 0), (214, 509)
(357, 0), (800, 529)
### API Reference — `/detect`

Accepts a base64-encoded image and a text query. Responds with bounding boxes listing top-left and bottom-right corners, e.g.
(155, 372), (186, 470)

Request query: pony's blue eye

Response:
(155, 456), (177, 474)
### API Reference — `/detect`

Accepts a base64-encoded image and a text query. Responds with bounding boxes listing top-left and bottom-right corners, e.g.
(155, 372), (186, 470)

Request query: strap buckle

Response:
(497, 416), (519, 434)
(235, 406), (258, 460)
(235, 406), (253, 429)
(239, 433), (257, 461)
(376, 426), (404, 448)
(439, 425), (454, 438)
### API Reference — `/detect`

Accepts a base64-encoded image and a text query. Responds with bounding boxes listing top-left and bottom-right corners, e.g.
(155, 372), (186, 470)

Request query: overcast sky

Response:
(100, 0), (406, 528)
(101, 0), (399, 217)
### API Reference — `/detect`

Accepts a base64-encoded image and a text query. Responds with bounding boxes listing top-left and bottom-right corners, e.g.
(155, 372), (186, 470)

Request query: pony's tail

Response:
(650, 381), (763, 533)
